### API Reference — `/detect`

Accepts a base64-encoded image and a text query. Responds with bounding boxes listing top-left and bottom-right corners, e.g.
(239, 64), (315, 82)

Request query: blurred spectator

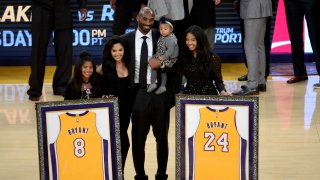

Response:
(234, 0), (276, 82)
(233, 0), (272, 95)
(284, 0), (320, 88)
(27, 0), (87, 101)
(110, 0), (146, 35)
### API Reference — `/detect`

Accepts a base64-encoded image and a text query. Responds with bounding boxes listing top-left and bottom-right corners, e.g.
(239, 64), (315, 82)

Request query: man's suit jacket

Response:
(115, 0), (142, 11)
(122, 29), (160, 89)
(122, 29), (176, 108)
(240, 0), (272, 19)
(32, 0), (87, 29)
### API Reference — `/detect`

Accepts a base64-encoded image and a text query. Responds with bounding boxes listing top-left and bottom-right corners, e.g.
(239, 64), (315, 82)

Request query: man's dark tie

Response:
(139, 36), (148, 88)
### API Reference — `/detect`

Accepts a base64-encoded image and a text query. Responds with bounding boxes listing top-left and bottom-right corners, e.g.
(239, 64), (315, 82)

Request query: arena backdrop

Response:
(0, 0), (315, 65)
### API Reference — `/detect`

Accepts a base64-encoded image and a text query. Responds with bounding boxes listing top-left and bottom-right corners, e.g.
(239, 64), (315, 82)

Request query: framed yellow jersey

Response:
(36, 98), (122, 180)
(189, 107), (246, 180)
(175, 95), (258, 180)
(50, 111), (108, 180)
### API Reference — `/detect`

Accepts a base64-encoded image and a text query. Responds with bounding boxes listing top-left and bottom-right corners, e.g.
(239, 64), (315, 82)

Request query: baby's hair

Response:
(159, 16), (174, 30)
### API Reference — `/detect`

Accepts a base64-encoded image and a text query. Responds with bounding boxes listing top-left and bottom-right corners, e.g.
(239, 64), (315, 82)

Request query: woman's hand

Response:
(96, 64), (103, 75)
(220, 90), (232, 96)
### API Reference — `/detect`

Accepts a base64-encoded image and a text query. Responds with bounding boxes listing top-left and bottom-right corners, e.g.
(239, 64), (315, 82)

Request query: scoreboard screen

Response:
(0, 0), (314, 65)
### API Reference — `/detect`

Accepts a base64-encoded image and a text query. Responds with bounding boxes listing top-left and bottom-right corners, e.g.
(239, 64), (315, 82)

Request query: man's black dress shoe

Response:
(287, 76), (308, 84)
(233, 86), (259, 95)
(29, 95), (41, 101)
(53, 91), (65, 96)
(258, 84), (266, 92)
(53, 89), (65, 96)
(238, 74), (248, 81)
(27, 90), (41, 101)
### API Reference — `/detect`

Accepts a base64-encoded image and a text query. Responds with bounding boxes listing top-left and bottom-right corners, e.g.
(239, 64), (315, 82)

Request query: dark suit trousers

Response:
(112, 3), (138, 35)
(131, 85), (170, 179)
(28, 4), (72, 96)
(284, 0), (320, 76)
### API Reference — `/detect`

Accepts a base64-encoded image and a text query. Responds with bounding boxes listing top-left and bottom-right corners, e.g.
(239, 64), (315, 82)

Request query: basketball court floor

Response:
(0, 64), (320, 179)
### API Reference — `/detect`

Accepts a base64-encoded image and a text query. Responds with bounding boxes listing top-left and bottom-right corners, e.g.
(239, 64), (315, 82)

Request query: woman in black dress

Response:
(101, 35), (132, 171)
(176, 25), (231, 96)
(64, 51), (104, 100)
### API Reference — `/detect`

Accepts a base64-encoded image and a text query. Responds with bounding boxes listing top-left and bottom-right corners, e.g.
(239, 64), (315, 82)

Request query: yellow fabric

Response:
(194, 107), (240, 180)
(56, 111), (104, 180)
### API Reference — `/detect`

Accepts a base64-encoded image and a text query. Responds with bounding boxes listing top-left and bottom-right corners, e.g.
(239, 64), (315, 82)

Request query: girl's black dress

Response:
(64, 75), (104, 100)
(182, 56), (226, 95)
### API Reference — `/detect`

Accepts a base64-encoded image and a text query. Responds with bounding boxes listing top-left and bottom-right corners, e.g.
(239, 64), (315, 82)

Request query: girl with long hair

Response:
(176, 25), (231, 96)
(64, 51), (104, 100)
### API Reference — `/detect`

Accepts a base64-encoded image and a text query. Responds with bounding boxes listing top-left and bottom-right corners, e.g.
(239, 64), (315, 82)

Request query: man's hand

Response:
(80, 8), (88, 21)
(110, 0), (116, 10)
(214, 0), (221, 6)
(148, 58), (162, 69)
(233, 0), (240, 13)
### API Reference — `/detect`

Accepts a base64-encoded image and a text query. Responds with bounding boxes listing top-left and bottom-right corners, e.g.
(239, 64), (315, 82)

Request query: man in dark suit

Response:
(190, 0), (220, 51)
(122, 7), (174, 180)
(284, 0), (320, 87)
(110, 0), (146, 35)
(27, 0), (87, 101)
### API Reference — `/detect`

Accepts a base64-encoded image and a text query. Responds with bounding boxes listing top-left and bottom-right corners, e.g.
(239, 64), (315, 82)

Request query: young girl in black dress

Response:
(64, 51), (104, 100)
(101, 35), (132, 171)
(176, 25), (231, 96)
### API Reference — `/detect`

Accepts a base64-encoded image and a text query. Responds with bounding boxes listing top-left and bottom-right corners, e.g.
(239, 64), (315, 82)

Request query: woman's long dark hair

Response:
(102, 35), (130, 94)
(72, 51), (99, 93)
(178, 25), (214, 78)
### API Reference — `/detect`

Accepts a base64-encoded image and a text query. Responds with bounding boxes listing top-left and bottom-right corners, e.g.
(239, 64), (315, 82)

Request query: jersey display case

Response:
(175, 95), (258, 180)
